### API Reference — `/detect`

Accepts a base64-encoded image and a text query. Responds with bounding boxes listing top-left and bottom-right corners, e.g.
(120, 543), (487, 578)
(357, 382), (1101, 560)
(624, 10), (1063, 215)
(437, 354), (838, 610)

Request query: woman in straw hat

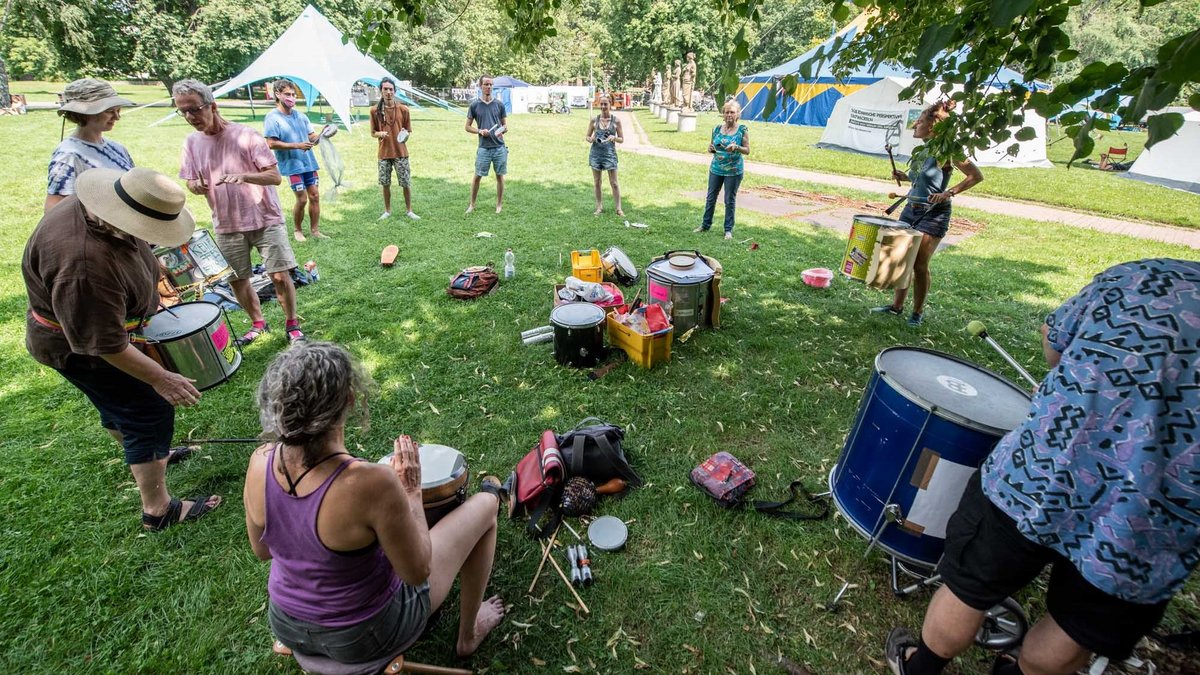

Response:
(45, 78), (136, 215)
(22, 167), (222, 531)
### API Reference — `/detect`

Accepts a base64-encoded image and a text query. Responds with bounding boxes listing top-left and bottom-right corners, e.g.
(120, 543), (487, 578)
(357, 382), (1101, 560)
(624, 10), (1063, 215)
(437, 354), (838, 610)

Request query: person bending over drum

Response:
(884, 258), (1200, 675)
(243, 342), (507, 666)
(22, 167), (221, 531)
(872, 101), (983, 327)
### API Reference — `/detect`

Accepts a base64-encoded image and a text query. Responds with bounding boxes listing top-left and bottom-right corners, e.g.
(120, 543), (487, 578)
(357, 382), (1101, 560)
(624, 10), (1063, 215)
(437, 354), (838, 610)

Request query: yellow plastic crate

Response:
(607, 314), (672, 369)
(571, 249), (603, 283)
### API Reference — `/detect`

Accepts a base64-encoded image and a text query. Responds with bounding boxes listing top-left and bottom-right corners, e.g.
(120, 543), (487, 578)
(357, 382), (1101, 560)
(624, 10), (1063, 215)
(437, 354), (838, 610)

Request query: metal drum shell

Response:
(142, 302), (241, 392)
(550, 303), (606, 368)
(645, 258), (714, 335)
(829, 347), (1031, 569)
(600, 246), (639, 286)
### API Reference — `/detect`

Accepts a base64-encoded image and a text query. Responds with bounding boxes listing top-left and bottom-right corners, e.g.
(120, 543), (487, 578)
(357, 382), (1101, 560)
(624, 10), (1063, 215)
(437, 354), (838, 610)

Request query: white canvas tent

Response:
(1124, 108), (1200, 194)
(816, 77), (1052, 168)
(212, 5), (448, 131)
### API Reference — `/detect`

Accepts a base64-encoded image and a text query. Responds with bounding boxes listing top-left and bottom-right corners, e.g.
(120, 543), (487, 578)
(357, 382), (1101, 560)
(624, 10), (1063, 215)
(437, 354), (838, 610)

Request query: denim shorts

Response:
(287, 171), (319, 192)
(269, 582), (431, 664)
(55, 354), (174, 465)
(215, 223), (297, 279)
(900, 202), (951, 239)
(475, 146), (508, 177)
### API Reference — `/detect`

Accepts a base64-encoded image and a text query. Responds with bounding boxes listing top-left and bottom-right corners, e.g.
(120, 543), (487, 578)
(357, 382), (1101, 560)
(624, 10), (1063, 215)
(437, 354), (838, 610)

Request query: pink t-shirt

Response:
(179, 122), (284, 234)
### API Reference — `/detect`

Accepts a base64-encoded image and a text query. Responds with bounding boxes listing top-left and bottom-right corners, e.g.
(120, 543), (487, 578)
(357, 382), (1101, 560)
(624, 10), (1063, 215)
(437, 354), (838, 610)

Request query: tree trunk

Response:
(0, 54), (11, 109)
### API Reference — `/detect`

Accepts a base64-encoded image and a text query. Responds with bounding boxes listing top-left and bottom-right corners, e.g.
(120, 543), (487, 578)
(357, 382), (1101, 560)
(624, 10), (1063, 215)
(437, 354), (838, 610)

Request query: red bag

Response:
(507, 430), (565, 538)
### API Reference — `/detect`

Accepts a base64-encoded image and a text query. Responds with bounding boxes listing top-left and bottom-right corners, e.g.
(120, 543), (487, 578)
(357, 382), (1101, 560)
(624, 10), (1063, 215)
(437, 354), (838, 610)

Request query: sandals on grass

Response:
(236, 324), (270, 346)
(142, 495), (221, 531)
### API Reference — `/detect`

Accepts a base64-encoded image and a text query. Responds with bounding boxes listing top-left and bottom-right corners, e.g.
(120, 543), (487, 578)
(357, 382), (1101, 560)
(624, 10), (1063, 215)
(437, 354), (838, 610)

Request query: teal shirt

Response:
(710, 124), (746, 176)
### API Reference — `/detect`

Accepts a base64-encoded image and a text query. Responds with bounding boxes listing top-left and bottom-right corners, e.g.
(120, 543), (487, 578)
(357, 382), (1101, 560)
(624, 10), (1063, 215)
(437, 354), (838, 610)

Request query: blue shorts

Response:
(288, 171), (319, 192)
(900, 202), (951, 239)
(55, 355), (174, 465)
(475, 146), (508, 177)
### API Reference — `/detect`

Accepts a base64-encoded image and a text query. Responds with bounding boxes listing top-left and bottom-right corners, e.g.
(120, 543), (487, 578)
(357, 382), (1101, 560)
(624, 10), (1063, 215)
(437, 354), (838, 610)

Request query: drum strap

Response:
(30, 309), (150, 344)
(750, 480), (830, 520)
(279, 448), (352, 497)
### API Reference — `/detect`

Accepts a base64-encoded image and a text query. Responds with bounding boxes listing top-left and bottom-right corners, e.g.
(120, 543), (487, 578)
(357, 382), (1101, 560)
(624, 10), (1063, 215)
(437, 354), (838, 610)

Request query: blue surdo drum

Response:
(829, 347), (1031, 569)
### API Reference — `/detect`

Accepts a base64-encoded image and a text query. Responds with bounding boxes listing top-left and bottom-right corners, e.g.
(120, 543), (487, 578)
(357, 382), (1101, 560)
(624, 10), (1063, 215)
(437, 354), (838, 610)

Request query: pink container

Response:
(802, 267), (833, 289)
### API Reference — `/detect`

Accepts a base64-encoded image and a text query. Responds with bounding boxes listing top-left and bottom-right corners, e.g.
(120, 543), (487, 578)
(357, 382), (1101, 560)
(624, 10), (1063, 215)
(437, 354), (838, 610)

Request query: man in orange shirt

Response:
(370, 78), (419, 221)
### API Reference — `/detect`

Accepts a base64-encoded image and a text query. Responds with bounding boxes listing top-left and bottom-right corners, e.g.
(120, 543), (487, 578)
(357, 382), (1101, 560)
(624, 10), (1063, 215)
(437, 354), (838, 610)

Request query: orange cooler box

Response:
(571, 249), (603, 283)
(607, 315), (672, 369)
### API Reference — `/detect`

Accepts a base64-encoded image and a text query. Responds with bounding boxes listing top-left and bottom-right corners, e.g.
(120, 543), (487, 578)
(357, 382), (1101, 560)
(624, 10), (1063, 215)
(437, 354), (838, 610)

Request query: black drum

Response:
(551, 303), (606, 368)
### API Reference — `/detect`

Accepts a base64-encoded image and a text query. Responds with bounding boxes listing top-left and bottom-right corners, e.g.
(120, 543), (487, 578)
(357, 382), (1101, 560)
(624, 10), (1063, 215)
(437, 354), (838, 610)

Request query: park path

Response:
(617, 110), (1200, 250)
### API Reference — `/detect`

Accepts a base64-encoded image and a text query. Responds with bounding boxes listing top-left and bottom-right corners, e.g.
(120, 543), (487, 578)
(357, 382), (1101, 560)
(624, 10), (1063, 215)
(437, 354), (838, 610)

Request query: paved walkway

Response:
(618, 111), (1200, 249)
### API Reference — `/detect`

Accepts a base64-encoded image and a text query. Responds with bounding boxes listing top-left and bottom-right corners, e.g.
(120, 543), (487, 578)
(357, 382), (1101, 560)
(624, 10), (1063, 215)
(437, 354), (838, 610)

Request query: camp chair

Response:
(1098, 145), (1129, 171)
(272, 640), (472, 675)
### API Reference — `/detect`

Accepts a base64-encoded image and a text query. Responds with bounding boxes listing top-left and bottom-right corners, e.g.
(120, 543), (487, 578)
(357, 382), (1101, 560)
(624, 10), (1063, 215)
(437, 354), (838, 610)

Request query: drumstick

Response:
(884, 194), (908, 216)
(528, 526), (560, 593)
(158, 303), (179, 318)
(886, 144), (902, 187)
(545, 539), (591, 614)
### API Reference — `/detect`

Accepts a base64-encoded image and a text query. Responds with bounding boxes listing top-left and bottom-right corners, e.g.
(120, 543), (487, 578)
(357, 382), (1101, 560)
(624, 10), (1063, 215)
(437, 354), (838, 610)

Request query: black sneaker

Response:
(871, 305), (903, 316)
(908, 312), (924, 327)
(885, 627), (918, 675)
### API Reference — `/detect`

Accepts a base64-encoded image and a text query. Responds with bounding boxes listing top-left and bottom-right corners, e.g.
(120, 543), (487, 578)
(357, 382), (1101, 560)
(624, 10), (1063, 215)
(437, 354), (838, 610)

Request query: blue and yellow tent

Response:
(736, 16), (1034, 128)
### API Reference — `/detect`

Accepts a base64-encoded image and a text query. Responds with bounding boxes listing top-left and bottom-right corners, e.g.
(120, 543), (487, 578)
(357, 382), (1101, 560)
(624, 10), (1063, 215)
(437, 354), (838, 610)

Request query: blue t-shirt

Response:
(906, 153), (950, 207)
(710, 124), (746, 176)
(263, 109), (318, 176)
(467, 98), (506, 149)
(981, 258), (1200, 604)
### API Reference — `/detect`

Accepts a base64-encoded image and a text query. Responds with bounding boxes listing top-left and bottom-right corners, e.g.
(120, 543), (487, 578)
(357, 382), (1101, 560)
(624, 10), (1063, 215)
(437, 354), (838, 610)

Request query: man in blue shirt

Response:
(264, 79), (325, 241)
(886, 258), (1200, 675)
(465, 75), (508, 214)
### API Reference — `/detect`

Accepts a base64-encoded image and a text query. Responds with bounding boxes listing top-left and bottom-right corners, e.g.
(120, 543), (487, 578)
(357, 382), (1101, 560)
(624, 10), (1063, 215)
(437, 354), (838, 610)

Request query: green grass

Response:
(1, 105), (1197, 673)
(637, 110), (1200, 229)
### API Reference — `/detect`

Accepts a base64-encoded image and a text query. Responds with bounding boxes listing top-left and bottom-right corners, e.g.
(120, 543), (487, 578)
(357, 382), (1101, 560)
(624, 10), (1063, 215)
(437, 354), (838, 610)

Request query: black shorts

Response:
(55, 354), (174, 465)
(938, 473), (1169, 660)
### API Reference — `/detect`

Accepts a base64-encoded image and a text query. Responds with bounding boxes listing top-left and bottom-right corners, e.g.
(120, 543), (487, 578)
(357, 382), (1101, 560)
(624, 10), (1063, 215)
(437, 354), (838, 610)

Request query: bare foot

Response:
(593, 207), (603, 216)
(312, 231), (331, 240)
(616, 208), (625, 217)
(293, 230), (306, 242)
(456, 595), (506, 658)
(465, 205), (475, 214)
(495, 204), (503, 214)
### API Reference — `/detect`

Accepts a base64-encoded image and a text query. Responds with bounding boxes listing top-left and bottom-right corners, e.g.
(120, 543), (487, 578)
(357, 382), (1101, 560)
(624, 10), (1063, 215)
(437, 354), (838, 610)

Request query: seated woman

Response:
(243, 342), (506, 665)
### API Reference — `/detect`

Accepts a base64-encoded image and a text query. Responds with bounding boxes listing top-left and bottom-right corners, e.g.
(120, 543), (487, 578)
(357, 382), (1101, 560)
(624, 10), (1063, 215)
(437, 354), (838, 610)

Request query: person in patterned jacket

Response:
(885, 258), (1200, 675)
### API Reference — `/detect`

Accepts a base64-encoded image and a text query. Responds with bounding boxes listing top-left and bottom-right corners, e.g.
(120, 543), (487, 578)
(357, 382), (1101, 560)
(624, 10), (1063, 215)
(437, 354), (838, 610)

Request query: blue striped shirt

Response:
(47, 137), (134, 196)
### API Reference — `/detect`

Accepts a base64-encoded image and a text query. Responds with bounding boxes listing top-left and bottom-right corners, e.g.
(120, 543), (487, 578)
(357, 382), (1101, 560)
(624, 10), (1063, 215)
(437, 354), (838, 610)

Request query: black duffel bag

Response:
(556, 417), (643, 489)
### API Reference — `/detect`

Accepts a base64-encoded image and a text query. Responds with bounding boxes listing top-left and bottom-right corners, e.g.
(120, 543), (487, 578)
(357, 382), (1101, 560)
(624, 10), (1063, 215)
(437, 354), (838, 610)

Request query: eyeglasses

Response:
(176, 105), (208, 118)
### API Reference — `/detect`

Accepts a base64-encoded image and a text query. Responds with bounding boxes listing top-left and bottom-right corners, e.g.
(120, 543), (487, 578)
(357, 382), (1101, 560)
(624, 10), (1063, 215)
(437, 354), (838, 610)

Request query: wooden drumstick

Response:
(528, 525), (560, 593)
(886, 144), (902, 187)
(545, 539), (591, 614)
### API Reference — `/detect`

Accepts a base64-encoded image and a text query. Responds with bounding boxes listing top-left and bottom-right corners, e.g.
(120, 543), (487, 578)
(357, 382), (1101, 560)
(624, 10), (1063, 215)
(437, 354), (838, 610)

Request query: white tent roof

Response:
(816, 77), (1052, 168)
(1124, 108), (1200, 194)
(212, 5), (407, 131)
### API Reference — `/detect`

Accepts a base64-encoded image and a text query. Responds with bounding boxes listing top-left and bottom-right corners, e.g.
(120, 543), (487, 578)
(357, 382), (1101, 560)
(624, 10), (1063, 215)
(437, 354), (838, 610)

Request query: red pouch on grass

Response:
(643, 304), (670, 332)
(508, 430), (565, 538)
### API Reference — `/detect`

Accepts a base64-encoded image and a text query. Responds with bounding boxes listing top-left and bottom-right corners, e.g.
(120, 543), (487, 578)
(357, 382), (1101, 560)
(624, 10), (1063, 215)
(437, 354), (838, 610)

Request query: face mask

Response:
(280, 94), (296, 108)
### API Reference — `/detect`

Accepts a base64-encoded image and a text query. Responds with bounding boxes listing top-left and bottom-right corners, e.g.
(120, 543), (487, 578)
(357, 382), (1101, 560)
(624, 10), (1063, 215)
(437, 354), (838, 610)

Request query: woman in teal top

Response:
(585, 96), (624, 216)
(696, 101), (750, 240)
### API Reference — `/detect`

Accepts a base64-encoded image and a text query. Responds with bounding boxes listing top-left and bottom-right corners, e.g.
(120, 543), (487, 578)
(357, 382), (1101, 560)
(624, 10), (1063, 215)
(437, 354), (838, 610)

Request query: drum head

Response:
(419, 444), (465, 489)
(588, 515), (628, 551)
(877, 347), (1030, 434)
(610, 247), (637, 278)
(854, 215), (906, 228)
(143, 301), (220, 340)
(668, 254), (696, 269)
(551, 302), (605, 328)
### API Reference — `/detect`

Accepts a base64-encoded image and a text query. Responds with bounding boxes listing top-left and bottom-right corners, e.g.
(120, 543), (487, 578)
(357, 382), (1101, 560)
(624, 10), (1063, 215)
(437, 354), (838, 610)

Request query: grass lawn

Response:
(637, 110), (1200, 230)
(0, 105), (1196, 673)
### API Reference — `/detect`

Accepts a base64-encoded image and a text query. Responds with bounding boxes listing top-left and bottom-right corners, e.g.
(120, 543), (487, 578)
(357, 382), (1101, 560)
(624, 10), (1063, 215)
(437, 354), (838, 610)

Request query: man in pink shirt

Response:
(172, 79), (306, 345)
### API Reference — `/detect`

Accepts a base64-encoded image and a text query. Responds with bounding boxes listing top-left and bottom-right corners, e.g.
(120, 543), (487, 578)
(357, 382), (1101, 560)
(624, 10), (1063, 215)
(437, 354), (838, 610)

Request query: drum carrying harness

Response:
(30, 309), (150, 345)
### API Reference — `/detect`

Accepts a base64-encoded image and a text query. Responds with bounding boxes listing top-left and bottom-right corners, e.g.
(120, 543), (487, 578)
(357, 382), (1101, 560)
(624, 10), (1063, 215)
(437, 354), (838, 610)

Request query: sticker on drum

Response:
(648, 280), (669, 301)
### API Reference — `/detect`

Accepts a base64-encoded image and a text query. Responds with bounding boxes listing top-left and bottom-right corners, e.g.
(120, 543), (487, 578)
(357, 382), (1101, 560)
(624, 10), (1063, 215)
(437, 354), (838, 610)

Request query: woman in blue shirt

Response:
(873, 101), (983, 326)
(695, 101), (750, 240)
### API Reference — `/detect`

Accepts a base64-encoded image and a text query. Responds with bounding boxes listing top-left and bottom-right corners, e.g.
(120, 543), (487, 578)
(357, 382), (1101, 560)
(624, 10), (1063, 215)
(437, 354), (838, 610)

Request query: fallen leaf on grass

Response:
(693, 550), (703, 561)
(563, 667), (582, 673)
(531, 657), (546, 666)
(802, 628), (816, 647)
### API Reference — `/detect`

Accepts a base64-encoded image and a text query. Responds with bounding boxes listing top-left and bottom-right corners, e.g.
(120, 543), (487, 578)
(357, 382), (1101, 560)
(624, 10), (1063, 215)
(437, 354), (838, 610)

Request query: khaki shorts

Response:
(215, 223), (297, 280)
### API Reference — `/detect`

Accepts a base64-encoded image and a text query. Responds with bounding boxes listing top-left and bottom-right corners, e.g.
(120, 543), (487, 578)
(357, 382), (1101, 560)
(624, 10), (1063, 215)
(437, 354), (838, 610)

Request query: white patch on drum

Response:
(936, 375), (978, 397)
(907, 460), (977, 539)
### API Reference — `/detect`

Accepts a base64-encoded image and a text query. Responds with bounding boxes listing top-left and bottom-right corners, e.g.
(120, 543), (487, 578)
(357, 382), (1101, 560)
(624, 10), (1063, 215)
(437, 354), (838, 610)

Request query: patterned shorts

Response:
(378, 158), (411, 188)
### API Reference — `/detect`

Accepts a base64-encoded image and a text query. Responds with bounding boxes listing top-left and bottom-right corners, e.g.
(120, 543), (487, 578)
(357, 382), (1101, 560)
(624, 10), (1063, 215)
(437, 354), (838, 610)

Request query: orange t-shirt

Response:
(370, 103), (411, 160)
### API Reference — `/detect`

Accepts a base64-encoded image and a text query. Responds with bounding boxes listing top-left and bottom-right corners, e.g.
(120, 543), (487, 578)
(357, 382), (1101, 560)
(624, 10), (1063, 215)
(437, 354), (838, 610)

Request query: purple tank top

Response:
(262, 447), (401, 627)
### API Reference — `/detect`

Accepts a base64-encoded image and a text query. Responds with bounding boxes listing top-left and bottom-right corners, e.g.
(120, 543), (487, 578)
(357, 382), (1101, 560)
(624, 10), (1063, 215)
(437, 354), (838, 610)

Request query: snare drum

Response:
(600, 246), (639, 286)
(380, 444), (469, 525)
(550, 303), (607, 368)
(142, 302), (242, 391)
(154, 230), (232, 290)
(829, 347), (1030, 569)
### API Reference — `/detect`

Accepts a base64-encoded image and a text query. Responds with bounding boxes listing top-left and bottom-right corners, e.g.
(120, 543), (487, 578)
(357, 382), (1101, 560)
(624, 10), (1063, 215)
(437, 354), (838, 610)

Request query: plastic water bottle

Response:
(504, 248), (515, 279)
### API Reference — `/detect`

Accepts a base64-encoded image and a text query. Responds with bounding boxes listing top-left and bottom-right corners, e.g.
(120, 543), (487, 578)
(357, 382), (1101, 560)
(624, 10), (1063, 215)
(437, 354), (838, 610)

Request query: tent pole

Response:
(248, 85), (257, 119)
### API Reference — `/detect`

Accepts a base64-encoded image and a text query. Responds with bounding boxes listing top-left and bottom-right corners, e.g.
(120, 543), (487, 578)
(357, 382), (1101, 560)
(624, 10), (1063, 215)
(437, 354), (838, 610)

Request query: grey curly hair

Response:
(171, 79), (215, 106)
(257, 342), (371, 467)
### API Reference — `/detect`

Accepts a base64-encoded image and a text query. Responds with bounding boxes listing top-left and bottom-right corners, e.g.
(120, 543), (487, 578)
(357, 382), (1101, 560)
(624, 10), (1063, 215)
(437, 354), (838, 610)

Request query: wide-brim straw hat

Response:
(58, 78), (134, 116)
(76, 168), (195, 247)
